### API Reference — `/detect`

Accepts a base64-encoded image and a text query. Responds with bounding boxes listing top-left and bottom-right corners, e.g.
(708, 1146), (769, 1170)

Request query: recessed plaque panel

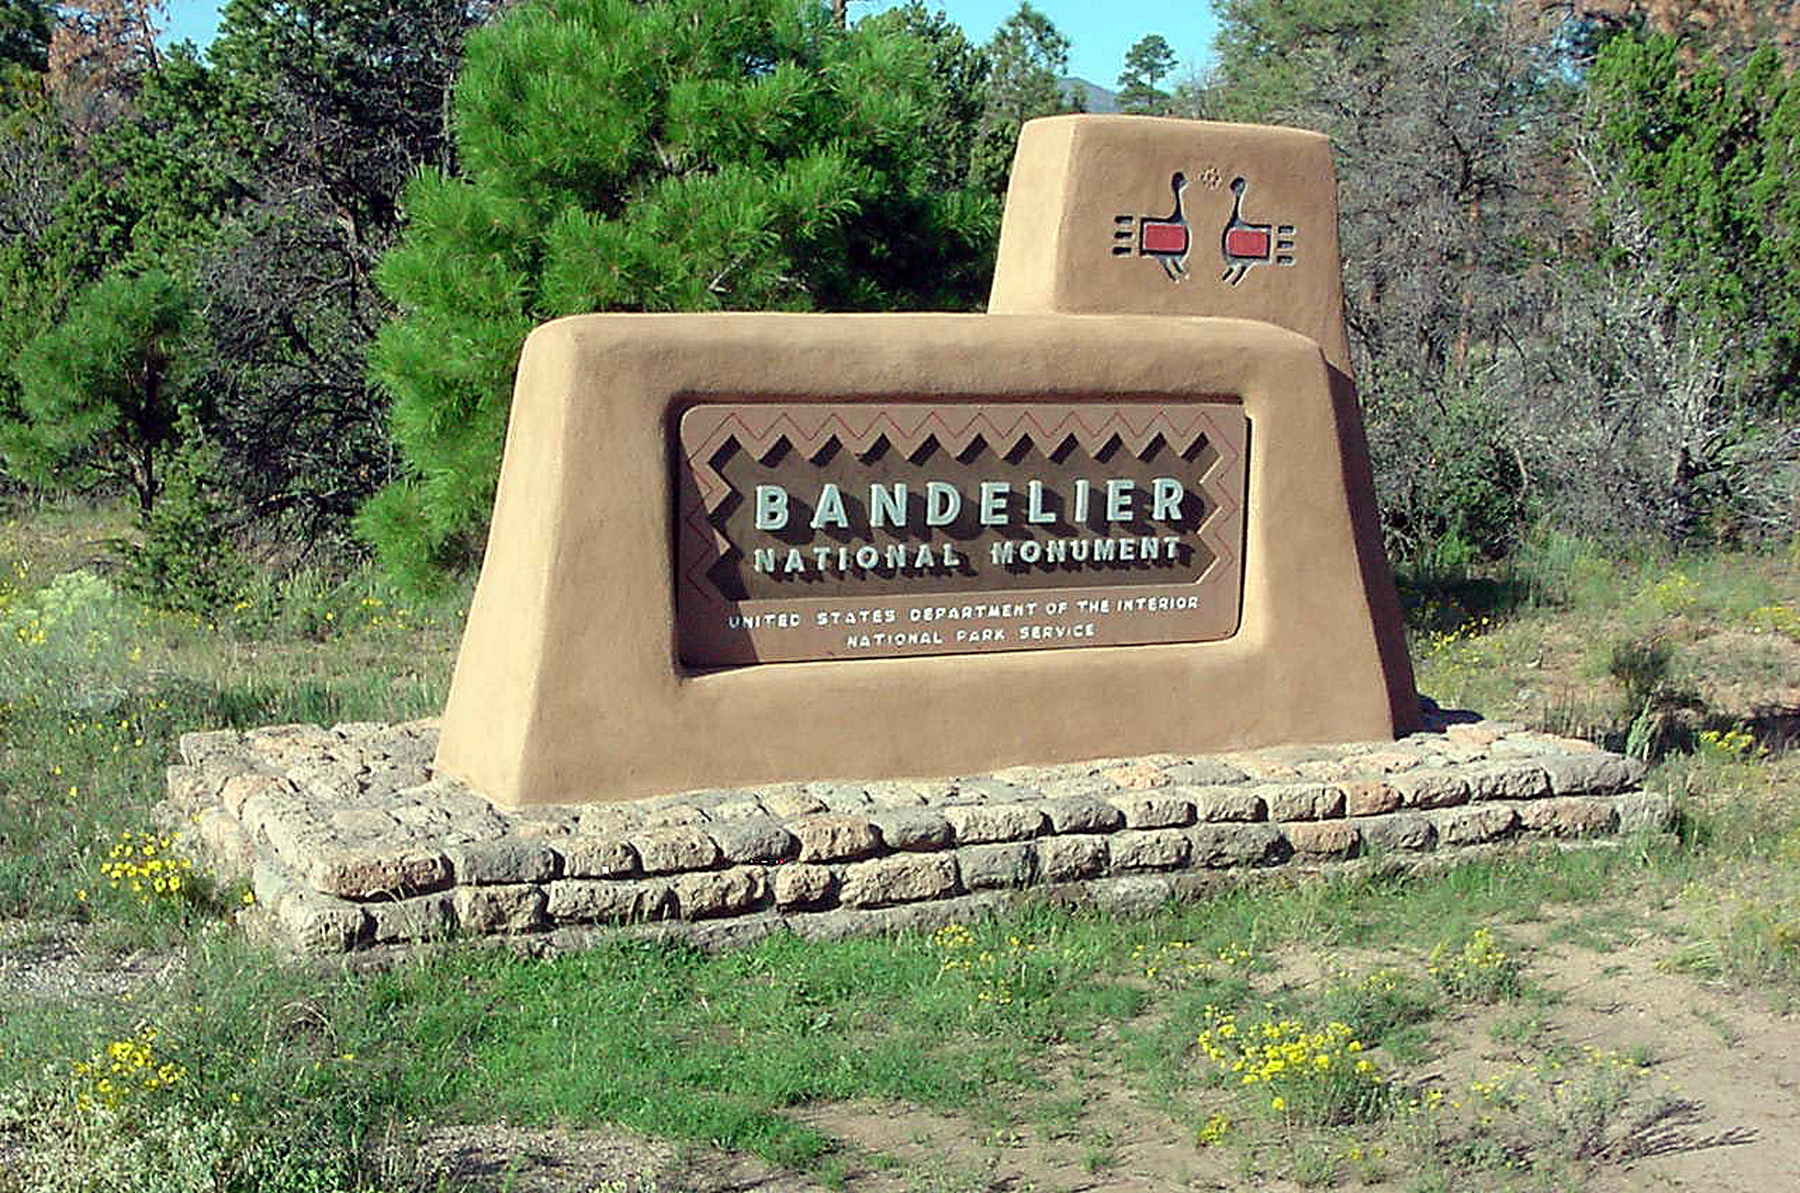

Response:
(675, 401), (1247, 666)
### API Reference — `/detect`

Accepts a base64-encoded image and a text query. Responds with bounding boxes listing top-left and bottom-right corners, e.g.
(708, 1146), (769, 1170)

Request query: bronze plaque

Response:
(675, 401), (1247, 666)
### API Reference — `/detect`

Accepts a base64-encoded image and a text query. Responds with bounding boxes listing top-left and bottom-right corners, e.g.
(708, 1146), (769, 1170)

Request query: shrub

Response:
(1426, 928), (1523, 1002)
(118, 415), (249, 616)
(1196, 1005), (1390, 1126)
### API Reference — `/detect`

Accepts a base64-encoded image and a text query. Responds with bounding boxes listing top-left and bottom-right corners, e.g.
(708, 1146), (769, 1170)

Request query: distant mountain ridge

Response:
(1060, 77), (1119, 114)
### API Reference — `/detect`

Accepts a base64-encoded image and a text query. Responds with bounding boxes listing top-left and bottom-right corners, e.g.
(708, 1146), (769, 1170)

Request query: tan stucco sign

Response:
(435, 117), (1418, 807)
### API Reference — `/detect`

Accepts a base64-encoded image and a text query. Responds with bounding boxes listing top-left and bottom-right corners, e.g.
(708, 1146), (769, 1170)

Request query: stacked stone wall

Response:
(161, 720), (1674, 958)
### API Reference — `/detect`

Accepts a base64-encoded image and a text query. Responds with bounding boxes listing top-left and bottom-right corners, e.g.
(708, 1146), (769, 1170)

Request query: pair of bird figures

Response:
(1113, 172), (1297, 284)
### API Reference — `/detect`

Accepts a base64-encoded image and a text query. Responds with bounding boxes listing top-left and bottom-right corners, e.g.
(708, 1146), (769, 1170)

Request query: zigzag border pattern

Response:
(677, 402), (1246, 606)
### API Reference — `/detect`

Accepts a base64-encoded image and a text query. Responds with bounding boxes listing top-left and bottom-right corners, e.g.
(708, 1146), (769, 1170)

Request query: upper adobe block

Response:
(989, 116), (1352, 376)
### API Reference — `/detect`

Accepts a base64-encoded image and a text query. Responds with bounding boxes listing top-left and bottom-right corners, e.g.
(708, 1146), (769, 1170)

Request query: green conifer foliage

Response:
(1117, 34), (1177, 115)
(1590, 34), (1800, 417)
(3, 268), (193, 512)
(360, 0), (999, 588)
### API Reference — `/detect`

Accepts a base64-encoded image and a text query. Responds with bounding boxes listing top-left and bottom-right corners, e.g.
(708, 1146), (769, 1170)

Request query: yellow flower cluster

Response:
(71, 1024), (188, 1114)
(1422, 614), (1495, 663)
(1698, 725), (1760, 760)
(1196, 1005), (1385, 1124)
(98, 828), (195, 903)
(1355, 967), (1408, 995)
(1427, 927), (1521, 1001)
(930, 923), (1048, 1010)
(355, 594), (416, 633)
(1131, 939), (1254, 984)
(931, 921), (976, 963)
(1747, 602), (1800, 640)
(1195, 1112), (1231, 1147)
(1644, 572), (1698, 614)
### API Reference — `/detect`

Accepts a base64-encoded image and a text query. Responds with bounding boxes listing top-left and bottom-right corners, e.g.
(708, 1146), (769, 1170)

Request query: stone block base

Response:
(160, 719), (1673, 958)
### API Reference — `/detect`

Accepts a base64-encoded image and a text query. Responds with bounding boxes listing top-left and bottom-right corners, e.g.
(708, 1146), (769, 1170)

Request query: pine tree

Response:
(3, 269), (193, 512)
(968, 2), (1076, 196)
(357, 0), (999, 588)
(1117, 34), (1177, 115)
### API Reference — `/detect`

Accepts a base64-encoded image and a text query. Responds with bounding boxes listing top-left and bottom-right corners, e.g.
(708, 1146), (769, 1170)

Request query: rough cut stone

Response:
(1036, 775), (1123, 800)
(178, 729), (243, 766)
(576, 806), (645, 837)
(1283, 820), (1360, 857)
(989, 764), (1063, 787)
(628, 826), (721, 874)
(220, 772), (290, 817)
(856, 780), (932, 807)
(1388, 768), (1471, 810)
(1542, 753), (1642, 796)
(196, 809), (255, 879)
(1462, 762), (1552, 802)
(791, 814), (881, 863)
(307, 848), (450, 899)
(707, 818), (798, 865)
(545, 878), (673, 924)
(1259, 783), (1345, 822)
(814, 784), (876, 813)
(252, 861), (298, 910)
(1043, 797), (1125, 834)
(788, 893), (1009, 944)
(1434, 804), (1519, 846)
(640, 803), (709, 827)
(1036, 834), (1109, 881)
(763, 790), (830, 819)
(1429, 741), (1487, 766)
(1517, 797), (1618, 837)
(772, 864), (836, 910)
(1356, 749), (1425, 773)
(510, 817), (574, 840)
(672, 868), (767, 919)
(942, 803), (1047, 844)
(445, 839), (561, 885)
(1087, 875), (1176, 915)
(1109, 828), (1192, 872)
(1446, 721), (1507, 748)
(1342, 779), (1400, 817)
(455, 884), (548, 934)
(391, 803), (453, 831)
(1360, 813), (1438, 852)
(557, 837), (638, 879)
(1617, 790), (1677, 834)
(286, 763), (359, 802)
(1104, 793), (1195, 829)
(896, 779), (960, 803)
(954, 779), (1034, 804)
(368, 892), (457, 943)
(238, 784), (317, 839)
(1187, 824), (1286, 868)
(959, 842), (1036, 890)
(839, 854), (960, 908)
(277, 891), (368, 955)
(163, 764), (217, 812)
(1185, 786), (1266, 823)
(1101, 761), (1172, 789)
(867, 808), (953, 852)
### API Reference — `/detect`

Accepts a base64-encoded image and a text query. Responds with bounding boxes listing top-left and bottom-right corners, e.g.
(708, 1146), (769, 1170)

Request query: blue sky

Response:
(160, 1), (1220, 89)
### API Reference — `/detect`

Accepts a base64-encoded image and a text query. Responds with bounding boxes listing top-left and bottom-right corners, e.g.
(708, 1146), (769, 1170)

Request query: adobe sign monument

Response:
(436, 116), (1420, 808)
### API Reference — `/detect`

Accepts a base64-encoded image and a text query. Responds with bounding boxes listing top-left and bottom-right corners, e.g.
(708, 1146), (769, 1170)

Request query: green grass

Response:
(1, 507), (1797, 1191)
